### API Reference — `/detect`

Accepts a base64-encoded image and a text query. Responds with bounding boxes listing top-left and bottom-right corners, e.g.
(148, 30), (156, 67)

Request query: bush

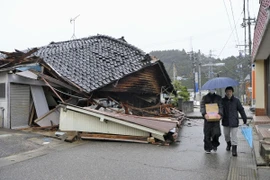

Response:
(171, 80), (190, 106)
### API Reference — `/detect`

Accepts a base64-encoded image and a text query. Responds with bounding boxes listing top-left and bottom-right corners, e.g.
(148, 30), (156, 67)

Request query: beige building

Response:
(252, 0), (270, 116)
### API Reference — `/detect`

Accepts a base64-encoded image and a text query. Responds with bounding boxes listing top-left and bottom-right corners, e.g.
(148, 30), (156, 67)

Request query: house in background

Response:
(252, 0), (270, 116)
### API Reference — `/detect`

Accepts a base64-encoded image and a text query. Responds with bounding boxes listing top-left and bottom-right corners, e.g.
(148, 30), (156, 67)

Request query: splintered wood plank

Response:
(80, 133), (148, 143)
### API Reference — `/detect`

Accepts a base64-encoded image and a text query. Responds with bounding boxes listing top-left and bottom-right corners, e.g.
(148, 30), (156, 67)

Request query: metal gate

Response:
(10, 84), (30, 129)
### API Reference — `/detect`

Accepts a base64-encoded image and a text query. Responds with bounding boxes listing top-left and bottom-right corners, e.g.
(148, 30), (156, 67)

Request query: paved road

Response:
(0, 130), (43, 158)
(0, 119), (231, 180)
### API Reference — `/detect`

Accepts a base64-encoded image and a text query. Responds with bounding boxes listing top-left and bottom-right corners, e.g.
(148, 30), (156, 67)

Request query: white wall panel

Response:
(59, 108), (149, 137)
(0, 72), (7, 128)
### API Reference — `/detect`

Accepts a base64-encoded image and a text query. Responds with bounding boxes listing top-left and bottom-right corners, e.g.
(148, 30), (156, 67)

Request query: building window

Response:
(0, 83), (5, 98)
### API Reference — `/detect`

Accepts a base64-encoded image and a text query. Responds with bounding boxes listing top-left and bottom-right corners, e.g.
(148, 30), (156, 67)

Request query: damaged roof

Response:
(0, 35), (173, 94)
(0, 53), (5, 60)
(33, 35), (156, 93)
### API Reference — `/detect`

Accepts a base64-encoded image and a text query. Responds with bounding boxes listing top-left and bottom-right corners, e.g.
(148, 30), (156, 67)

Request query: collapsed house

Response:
(0, 35), (185, 144)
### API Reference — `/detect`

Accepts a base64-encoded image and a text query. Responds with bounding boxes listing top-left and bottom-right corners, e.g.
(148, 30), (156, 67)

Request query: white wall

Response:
(0, 72), (7, 128)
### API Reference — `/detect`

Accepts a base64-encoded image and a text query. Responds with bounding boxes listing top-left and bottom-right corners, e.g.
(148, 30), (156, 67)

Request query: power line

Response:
(229, 0), (240, 45)
(142, 28), (233, 50)
(218, 11), (243, 58)
(223, 64), (242, 79)
(223, 0), (238, 46)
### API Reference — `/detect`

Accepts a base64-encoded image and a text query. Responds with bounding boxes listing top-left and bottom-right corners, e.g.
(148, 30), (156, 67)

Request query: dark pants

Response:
(203, 120), (221, 151)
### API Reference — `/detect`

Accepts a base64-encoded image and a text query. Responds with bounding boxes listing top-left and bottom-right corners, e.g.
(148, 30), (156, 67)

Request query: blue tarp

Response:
(16, 64), (41, 72)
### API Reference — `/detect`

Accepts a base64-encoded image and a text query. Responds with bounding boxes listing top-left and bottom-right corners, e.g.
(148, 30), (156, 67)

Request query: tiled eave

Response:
(252, 0), (270, 61)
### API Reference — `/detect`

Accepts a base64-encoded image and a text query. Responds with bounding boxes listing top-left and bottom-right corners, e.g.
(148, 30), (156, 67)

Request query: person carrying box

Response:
(200, 89), (223, 154)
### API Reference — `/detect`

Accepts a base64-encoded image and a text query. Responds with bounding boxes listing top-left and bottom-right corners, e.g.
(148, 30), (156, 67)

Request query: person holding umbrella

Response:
(222, 86), (247, 156)
(200, 89), (223, 154)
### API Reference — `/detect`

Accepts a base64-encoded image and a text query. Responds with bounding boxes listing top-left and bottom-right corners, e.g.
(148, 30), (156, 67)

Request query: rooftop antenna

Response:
(70, 14), (80, 39)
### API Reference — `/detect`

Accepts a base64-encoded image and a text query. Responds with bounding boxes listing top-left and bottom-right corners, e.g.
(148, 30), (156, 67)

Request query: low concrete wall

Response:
(183, 101), (194, 114)
(178, 99), (194, 114)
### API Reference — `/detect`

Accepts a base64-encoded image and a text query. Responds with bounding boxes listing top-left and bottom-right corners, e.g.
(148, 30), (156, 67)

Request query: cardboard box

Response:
(205, 103), (220, 121)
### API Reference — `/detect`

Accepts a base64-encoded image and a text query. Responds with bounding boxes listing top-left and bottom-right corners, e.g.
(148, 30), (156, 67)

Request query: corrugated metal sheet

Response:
(59, 107), (150, 137)
(10, 84), (30, 129)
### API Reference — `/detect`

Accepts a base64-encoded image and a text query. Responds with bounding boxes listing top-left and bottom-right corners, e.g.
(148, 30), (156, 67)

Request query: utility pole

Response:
(189, 50), (196, 100)
(173, 62), (176, 81)
(202, 63), (225, 77)
(238, 0), (255, 56)
(242, 0), (256, 106)
(238, 0), (256, 105)
(202, 62), (224, 97)
(198, 50), (202, 91)
(243, 0), (247, 54)
(207, 50), (217, 78)
(247, 20), (255, 57)
(188, 50), (198, 101)
(248, 3), (255, 107)
(247, 0), (253, 57)
(188, 37), (198, 101)
(198, 50), (202, 100)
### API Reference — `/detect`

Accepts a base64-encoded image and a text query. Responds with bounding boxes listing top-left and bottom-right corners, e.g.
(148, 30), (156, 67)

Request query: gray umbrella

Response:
(201, 77), (239, 90)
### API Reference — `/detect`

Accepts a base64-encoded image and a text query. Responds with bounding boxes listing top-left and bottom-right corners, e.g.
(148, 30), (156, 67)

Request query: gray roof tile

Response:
(33, 35), (150, 93)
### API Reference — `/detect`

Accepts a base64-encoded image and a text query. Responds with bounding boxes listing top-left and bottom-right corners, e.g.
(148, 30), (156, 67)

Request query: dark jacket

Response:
(200, 93), (223, 118)
(222, 95), (247, 127)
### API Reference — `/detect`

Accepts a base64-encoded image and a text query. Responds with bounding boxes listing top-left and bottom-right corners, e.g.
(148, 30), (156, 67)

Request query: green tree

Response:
(171, 80), (190, 106)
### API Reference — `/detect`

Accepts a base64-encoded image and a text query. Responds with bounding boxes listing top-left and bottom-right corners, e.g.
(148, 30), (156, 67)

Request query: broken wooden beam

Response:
(80, 133), (149, 143)
(35, 72), (82, 94)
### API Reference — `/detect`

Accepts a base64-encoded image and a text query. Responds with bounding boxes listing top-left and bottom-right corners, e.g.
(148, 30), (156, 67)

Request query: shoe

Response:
(232, 145), (237, 156)
(205, 150), (211, 154)
(226, 141), (231, 151)
(212, 146), (217, 152)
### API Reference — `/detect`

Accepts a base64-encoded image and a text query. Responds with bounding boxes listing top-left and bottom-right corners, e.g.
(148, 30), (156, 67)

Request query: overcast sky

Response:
(0, 0), (260, 59)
